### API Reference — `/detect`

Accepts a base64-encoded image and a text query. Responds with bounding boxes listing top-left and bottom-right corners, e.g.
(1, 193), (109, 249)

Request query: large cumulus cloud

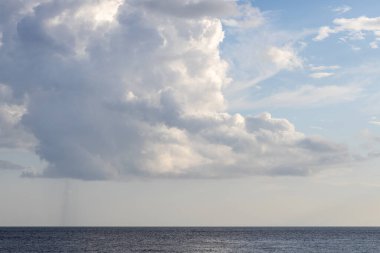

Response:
(0, 0), (351, 180)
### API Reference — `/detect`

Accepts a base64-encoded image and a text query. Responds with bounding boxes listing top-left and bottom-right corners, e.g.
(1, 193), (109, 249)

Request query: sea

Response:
(1, 227), (379, 252)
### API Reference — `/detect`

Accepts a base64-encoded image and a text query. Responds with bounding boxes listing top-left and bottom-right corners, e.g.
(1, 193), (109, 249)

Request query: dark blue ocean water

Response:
(0, 227), (379, 252)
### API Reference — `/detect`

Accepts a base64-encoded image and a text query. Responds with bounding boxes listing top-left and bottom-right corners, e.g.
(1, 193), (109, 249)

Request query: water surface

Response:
(1, 227), (379, 252)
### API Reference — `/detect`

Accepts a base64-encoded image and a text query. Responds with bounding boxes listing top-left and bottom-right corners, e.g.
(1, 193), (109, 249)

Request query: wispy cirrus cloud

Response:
(332, 5), (352, 15)
(308, 65), (340, 79)
(237, 85), (361, 110)
(314, 16), (380, 48)
(309, 65), (340, 71)
(369, 120), (380, 126)
(309, 72), (334, 79)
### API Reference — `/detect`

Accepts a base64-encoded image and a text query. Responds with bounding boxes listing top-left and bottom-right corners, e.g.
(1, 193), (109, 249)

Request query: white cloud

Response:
(332, 5), (352, 15)
(222, 3), (264, 29)
(245, 85), (361, 109)
(314, 26), (335, 41)
(223, 40), (304, 94)
(370, 42), (378, 49)
(314, 16), (380, 48)
(370, 41), (379, 49)
(308, 65), (340, 79)
(0, 0), (351, 180)
(221, 9), (309, 95)
(309, 65), (340, 71)
(369, 120), (380, 126)
(309, 72), (334, 79)
(334, 16), (380, 31)
(267, 46), (303, 70)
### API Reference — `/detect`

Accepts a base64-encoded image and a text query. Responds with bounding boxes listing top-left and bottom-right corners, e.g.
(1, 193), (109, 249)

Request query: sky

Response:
(0, 0), (380, 226)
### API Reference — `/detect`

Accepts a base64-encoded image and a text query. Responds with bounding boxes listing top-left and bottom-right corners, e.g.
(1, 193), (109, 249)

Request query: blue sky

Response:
(0, 0), (380, 226)
(223, 0), (380, 142)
